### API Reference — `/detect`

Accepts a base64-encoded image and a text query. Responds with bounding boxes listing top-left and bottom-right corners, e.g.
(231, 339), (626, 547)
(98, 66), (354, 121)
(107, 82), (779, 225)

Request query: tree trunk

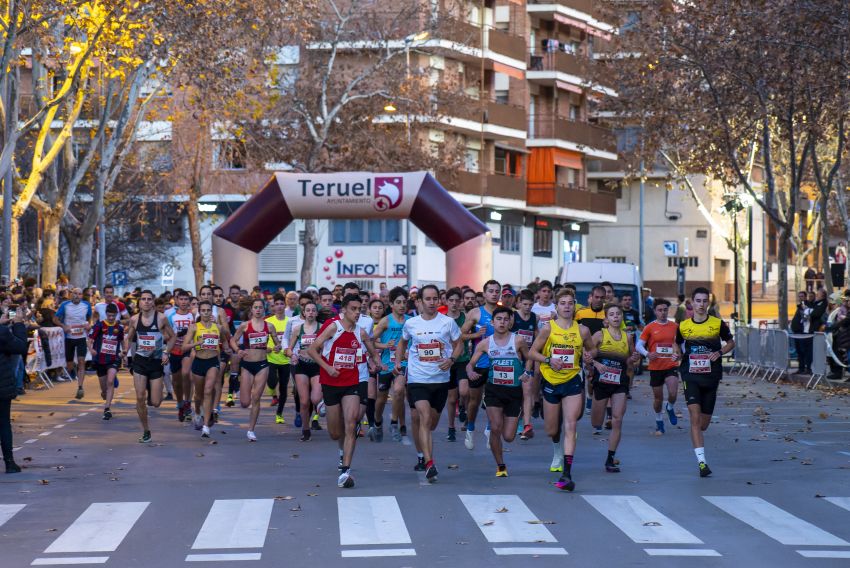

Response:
(186, 198), (206, 291)
(300, 219), (318, 289)
(821, 194), (832, 293)
(40, 210), (62, 287)
(67, 232), (94, 287)
(735, 238), (748, 323)
(777, 228), (790, 328)
(9, 215), (18, 280)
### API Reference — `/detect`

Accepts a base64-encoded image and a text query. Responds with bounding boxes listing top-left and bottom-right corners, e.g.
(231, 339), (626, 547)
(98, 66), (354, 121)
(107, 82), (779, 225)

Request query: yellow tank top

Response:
(194, 320), (221, 351)
(540, 319), (583, 385)
(265, 315), (290, 365)
(598, 328), (629, 359)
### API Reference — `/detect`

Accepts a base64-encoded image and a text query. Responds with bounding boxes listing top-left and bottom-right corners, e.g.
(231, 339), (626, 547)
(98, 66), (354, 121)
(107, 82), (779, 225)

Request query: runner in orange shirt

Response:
(637, 299), (681, 434)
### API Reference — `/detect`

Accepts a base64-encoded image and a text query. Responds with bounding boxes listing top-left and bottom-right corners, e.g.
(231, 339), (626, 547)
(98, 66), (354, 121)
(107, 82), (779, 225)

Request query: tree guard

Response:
(212, 172), (492, 289)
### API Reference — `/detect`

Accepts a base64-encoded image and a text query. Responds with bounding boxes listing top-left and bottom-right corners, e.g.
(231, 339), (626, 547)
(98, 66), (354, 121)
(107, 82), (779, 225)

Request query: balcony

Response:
(527, 50), (615, 91)
(486, 27), (527, 63)
(437, 170), (527, 202)
(529, 114), (616, 155)
(432, 17), (526, 66)
(529, 0), (598, 17)
(527, 0), (613, 33)
(440, 97), (527, 142)
(486, 100), (527, 132)
(527, 183), (616, 215)
(487, 171), (526, 200)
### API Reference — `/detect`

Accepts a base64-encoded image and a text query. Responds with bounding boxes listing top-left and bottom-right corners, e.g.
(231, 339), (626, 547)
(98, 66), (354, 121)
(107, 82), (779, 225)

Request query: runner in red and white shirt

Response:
(307, 293), (381, 490)
(93, 284), (130, 323)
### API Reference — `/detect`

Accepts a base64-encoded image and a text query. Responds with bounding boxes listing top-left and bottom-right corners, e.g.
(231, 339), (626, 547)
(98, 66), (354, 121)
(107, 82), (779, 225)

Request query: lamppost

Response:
(722, 193), (754, 324)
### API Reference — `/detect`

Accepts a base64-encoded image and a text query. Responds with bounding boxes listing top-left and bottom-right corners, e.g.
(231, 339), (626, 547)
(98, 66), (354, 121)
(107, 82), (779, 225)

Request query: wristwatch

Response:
(448, 356), (456, 362)
(544, 357), (551, 364)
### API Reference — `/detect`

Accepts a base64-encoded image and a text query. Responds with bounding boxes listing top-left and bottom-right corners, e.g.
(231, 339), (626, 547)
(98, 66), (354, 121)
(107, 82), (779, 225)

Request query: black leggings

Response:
(267, 363), (290, 415)
(0, 398), (13, 462)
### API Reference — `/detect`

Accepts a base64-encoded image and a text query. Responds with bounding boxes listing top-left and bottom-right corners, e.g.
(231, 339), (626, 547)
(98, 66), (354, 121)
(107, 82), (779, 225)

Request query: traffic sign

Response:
(161, 263), (174, 288)
(663, 241), (679, 257)
(111, 271), (128, 287)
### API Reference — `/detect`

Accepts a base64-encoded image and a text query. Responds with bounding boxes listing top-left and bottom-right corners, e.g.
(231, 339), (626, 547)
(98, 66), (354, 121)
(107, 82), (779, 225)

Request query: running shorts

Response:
(650, 368), (679, 387)
(406, 382), (449, 412)
(683, 379), (719, 415)
(483, 383), (523, 417)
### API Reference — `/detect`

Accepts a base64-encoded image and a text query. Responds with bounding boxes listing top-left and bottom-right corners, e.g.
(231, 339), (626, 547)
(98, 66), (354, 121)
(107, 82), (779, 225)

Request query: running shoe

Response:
(338, 470), (355, 489)
(311, 419), (322, 431)
(225, 393), (235, 407)
(102, 409), (112, 421)
(414, 457), (426, 471)
(605, 419), (612, 430)
(271, 396), (279, 407)
(399, 425), (407, 437)
(550, 453), (563, 473)
(655, 420), (665, 434)
(247, 430), (257, 442)
(585, 397), (592, 414)
(75, 387), (85, 400)
(532, 401), (541, 419)
(391, 423), (401, 442)
(593, 427), (602, 435)
(520, 424), (534, 440)
(375, 425), (384, 442)
(201, 425), (210, 438)
(464, 430), (474, 450)
(458, 405), (467, 424)
(317, 400), (327, 417)
(275, 414), (285, 424)
(138, 430), (152, 443)
(164, 393), (174, 401)
(555, 476), (575, 491)
(212, 410), (219, 425)
(193, 414), (204, 431)
(699, 462), (712, 478)
(294, 413), (302, 428)
(178, 403), (185, 423)
(367, 426), (377, 441)
(605, 459), (621, 473)
(425, 463), (438, 482)
(666, 403), (678, 426)
(300, 429), (311, 442)
(447, 427), (456, 442)
(496, 465), (509, 477)
(113, 377), (119, 388)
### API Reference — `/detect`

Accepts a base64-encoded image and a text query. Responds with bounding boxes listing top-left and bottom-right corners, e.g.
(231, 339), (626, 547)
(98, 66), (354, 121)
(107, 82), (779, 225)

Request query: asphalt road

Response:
(1, 371), (849, 567)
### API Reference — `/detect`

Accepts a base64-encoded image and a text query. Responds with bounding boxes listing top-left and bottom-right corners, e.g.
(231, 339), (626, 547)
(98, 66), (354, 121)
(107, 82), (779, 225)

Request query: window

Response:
(330, 220), (401, 245)
(213, 140), (246, 170)
(465, 147), (480, 172)
(501, 224), (521, 254)
(136, 141), (173, 172)
(533, 228), (552, 257)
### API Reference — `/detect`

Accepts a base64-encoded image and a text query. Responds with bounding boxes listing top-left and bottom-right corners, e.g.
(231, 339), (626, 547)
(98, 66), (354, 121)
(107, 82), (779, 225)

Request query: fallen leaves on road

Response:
(274, 496), (295, 501)
(38, 479), (49, 485)
(643, 521), (662, 526)
(447, 464), (459, 470)
(290, 504), (302, 512)
(195, 453), (204, 457)
(527, 520), (556, 525)
(307, 492), (318, 497)
(482, 521), (495, 526)
(495, 507), (508, 513)
(819, 412), (829, 419)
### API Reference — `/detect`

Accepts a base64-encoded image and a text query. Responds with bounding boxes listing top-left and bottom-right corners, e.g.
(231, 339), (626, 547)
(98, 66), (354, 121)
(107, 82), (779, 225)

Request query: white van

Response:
(556, 261), (644, 318)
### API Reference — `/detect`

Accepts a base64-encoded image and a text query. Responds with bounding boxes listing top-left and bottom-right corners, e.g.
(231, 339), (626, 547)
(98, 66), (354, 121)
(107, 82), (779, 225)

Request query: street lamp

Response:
(723, 193), (754, 324)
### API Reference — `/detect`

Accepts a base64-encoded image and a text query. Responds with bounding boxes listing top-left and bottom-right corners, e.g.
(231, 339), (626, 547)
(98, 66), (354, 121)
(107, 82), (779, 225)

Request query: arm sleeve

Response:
(402, 320), (411, 341)
(636, 338), (649, 357)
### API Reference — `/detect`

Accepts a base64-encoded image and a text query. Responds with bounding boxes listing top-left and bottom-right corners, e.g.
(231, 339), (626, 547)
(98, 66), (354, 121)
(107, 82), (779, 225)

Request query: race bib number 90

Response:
(417, 341), (442, 363)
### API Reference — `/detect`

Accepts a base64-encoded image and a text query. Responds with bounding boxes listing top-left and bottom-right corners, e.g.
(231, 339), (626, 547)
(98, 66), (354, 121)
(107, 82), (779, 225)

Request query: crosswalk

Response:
(3, 494), (850, 564)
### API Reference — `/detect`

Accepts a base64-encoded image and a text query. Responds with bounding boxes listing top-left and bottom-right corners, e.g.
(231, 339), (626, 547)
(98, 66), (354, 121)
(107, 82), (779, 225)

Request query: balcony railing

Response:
(433, 17), (526, 62)
(527, 182), (616, 215)
(438, 169), (527, 201)
(528, 0), (602, 20)
(486, 100), (527, 132)
(529, 114), (616, 153)
(528, 50), (614, 89)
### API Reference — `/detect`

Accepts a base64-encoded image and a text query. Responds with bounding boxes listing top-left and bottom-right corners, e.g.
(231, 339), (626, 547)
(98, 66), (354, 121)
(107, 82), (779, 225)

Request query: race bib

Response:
(333, 347), (356, 369)
(248, 332), (267, 347)
(137, 334), (156, 353)
(276, 333), (285, 346)
(599, 365), (622, 384)
(492, 365), (515, 385)
(101, 339), (118, 355)
(517, 329), (534, 345)
(389, 350), (397, 363)
(688, 354), (712, 373)
(417, 341), (442, 362)
(551, 348), (575, 369)
(202, 334), (219, 349)
(655, 343), (674, 357)
(301, 333), (316, 346)
(70, 326), (85, 336)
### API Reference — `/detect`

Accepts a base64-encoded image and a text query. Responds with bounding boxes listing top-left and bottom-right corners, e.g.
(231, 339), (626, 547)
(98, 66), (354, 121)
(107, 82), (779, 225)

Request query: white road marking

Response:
(797, 550), (850, 558)
(44, 502), (150, 553)
(191, 499), (273, 550)
(0, 504), (25, 528)
(493, 547), (568, 556)
(24, 439), (38, 444)
(31, 557), (109, 565)
(583, 495), (702, 544)
(340, 549), (417, 557)
(337, 496), (412, 546)
(704, 496), (848, 546)
(459, 494), (557, 543)
(66, 418), (77, 423)
(38, 432), (52, 437)
(797, 440), (816, 446)
(185, 553), (263, 562)
(644, 549), (721, 557)
(825, 497), (850, 513)
(838, 451), (850, 457)
(53, 424), (65, 429)
(78, 413), (88, 417)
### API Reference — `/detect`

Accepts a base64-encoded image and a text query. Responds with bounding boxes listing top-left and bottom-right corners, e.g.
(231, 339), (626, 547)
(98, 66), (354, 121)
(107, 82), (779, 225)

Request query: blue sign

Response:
(663, 241), (679, 257)
(111, 271), (128, 287)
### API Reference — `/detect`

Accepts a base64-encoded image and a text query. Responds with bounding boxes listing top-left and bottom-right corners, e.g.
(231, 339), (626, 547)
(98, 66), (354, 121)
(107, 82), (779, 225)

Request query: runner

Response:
(211, 285), (232, 422)
(167, 290), (195, 422)
(395, 285), (463, 482)
(637, 299), (680, 434)
(576, 285), (606, 417)
(467, 307), (533, 477)
(88, 303), (124, 420)
(365, 297), (386, 439)
(283, 292), (313, 427)
(182, 300), (228, 437)
(621, 291), (643, 385)
(512, 289), (537, 439)
(224, 285), (244, 408)
(123, 290), (175, 443)
(588, 304), (640, 472)
(306, 294), (380, 488)
(528, 289), (595, 491)
(53, 287), (92, 399)
(674, 287), (735, 477)
(372, 287), (410, 443)
(230, 299), (283, 441)
(530, 281), (556, 420)
(444, 287), (469, 442)
(459, 279), (501, 450)
(265, 294), (291, 425)
(286, 300), (322, 441)
(93, 285), (130, 324)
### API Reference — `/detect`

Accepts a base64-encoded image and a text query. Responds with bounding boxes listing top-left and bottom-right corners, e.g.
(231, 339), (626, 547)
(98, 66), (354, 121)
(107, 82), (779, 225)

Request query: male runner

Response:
(637, 299), (680, 434)
(674, 287), (734, 477)
(459, 279), (501, 450)
(54, 287), (92, 399)
(529, 281), (556, 420)
(621, 291), (643, 379)
(576, 285), (606, 416)
(123, 290), (175, 442)
(265, 294), (291, 424)
(512, 289), (537, 439)
(224, 285), (244, 406)
(467, 307), (532, 477)
(395, 285), (462, 482)
(167, 290), (195, 422)
(93, 285), (130, 323)
(88, 303), (124, 420)
(372, 287), (409, 443)
(444, 287), (469, 442)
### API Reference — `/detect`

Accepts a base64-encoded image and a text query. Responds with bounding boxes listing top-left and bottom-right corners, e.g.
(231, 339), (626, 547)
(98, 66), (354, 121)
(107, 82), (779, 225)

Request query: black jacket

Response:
(810, 299), (828, 331)
(0, 322), (28, 400)
(791, 301), (809, 334)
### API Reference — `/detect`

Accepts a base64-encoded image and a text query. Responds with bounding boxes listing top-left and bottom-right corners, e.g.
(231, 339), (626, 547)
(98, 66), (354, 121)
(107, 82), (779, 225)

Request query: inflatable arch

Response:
(212, 171), (493, 290)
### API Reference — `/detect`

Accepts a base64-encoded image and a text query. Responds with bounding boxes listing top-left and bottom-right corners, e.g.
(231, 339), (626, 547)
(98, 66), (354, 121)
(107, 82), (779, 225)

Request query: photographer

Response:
(1, 303), (29, 473)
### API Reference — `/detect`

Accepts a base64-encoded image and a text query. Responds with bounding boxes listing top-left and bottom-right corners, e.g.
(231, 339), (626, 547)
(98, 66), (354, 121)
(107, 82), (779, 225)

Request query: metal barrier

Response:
(747, 327), (762, 378)
(731, 326), (751, 374)
(808, 333), (828, 389)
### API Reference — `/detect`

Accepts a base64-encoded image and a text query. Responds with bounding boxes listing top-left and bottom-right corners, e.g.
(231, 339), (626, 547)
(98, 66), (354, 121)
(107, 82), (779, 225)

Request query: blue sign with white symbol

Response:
(111, 271), (128, 287)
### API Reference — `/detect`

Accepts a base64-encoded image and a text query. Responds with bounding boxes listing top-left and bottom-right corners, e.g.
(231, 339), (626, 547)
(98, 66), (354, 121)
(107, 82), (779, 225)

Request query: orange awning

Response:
(528, 148), (583, 185)
(493, 61), (524, 80)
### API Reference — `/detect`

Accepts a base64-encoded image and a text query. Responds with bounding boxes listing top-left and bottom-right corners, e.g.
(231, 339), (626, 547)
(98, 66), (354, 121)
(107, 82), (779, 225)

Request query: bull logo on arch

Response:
(212, 171), (492, 289)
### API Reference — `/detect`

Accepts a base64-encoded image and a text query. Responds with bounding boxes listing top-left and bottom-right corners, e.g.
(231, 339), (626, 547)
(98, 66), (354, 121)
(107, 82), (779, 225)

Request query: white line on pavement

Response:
(53, 424), (65, 429)
(66, 418), (77, 422)
(340, 549), (416, 558)
(44, 502), (150, 553)
(644, 549), (721, 557)
(38, 432), (52, 437)
(185, 553), (263, 562)
(839, 451), (850, 457)
(704, 496), (849, 546)
(338, 496), (412, 546)
(493, 547), (568, 556)
(31, 557), (109, 565)
(191, 500), (273, 550)
(459, 495), (557, 543)
(825, 497), (850, 513)
(78, 413), (88, 417)
(797, 551), (850, 558)
(583, 495), (703, 544)
(24, 439), (37, 444)
(0, 504), (25, 528)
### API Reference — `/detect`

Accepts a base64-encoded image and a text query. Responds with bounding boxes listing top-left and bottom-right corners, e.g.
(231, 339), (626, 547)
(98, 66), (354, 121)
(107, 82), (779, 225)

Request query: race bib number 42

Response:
(688, 354), (712, 373)
(551, 348), (575, 369)
(417, 341), (442, 362)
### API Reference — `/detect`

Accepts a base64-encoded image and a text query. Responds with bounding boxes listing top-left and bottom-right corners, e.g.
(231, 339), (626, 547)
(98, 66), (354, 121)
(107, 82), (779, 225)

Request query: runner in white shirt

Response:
(54, 287), (93, 399)
(530, 280), (557, 421)
(395, 285), (462, 482)
(93, 284), (130, 323)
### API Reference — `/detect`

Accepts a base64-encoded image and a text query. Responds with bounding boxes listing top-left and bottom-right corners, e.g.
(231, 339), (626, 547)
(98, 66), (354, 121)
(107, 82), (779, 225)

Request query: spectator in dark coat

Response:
(1, 306), (29, 473)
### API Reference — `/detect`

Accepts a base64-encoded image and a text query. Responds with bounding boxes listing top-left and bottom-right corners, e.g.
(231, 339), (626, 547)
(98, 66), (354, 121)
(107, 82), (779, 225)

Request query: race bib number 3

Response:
(599, 365), (622, 384)
(552, 348), (575, 369)
(492, 365), (515, 385)
(688, 354), (712, 374)
(655, 343), (674, 357)
(417, 341), (442, 363)
(333, 348), (356, 369)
